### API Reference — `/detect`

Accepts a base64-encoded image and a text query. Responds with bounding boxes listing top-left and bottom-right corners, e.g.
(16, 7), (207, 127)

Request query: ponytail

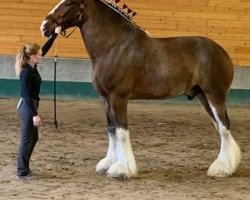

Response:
(15, 43), (40, 77)
(15, 46), (27, 77)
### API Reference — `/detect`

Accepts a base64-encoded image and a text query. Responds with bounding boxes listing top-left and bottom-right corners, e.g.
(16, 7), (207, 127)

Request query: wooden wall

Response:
(0, 0), (249, 66)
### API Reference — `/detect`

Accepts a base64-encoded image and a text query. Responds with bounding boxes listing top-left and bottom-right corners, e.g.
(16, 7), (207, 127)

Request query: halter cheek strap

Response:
(60, 3), (85, 38)
(78, 4), (85, 23)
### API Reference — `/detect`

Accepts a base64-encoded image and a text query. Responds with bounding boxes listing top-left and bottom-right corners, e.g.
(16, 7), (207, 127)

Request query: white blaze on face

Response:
(40, 20), (48, 36)
(41, 0), (66, 36)
(49, 0), (66, 15)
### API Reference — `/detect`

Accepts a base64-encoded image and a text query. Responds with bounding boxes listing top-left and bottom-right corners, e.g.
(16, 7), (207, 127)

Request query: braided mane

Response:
(98, 0), (148, 34)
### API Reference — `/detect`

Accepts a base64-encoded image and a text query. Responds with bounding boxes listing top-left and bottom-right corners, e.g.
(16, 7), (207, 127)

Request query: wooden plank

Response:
(0, 8), (49, 17)
(0, 29), (41, 37)
(0, 0), (249, 66)
(0, 47), (22, 56)
(22, 0), (59, 4)
(235, 46), (250, 54)
(208, 20), (250, 28)
(208, 32), (250, 40)
(0, 2), (53, 10)
(0, 15), (43, 23)
(217, 39), (250, 48)
(177, 5), (243, 14)
(125, 0), (208, 6)
(148, 30), (207, 37)
(236, 60), (250, 67)
(209, 1), (250, 9)
(230, 53), (250, 60)
(137, 9), (239, 20)
(0, 22), (42, 30)
(0, 0), (22, 2)
(208, 24), (250, 35)
(0, 35), (21, 42)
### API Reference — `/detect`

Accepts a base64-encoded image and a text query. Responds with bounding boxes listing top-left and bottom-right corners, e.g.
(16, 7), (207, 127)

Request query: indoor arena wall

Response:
(0, 0), (249, 103)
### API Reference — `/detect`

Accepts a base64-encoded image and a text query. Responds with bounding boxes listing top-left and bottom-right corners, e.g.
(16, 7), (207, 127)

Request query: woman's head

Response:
(15, 43), (41, 77)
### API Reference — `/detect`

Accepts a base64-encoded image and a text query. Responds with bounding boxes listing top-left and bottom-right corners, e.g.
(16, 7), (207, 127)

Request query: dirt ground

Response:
(0, 98), (249, 200)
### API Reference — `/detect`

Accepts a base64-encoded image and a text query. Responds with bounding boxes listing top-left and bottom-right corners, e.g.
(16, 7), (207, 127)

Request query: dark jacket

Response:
(19, 33), (58, 116)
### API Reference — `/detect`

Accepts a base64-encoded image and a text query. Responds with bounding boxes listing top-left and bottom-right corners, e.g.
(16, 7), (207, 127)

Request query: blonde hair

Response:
(15, 43), (40, 77)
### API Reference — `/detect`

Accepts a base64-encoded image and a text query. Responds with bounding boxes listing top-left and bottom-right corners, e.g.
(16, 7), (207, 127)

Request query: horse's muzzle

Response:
(40, 18), (58, 38)
(40, 20), (49, 37)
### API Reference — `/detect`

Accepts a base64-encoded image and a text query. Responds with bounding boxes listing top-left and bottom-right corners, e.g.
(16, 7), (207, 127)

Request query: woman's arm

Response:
(41, 33), (58, 56)
(41, 26), (61, 57)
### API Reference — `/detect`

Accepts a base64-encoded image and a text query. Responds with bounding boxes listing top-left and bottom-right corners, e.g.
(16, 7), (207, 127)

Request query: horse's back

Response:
(150, 36), (234, 90)
(129, 35), (234, 99)
(150, 36), (232, 69)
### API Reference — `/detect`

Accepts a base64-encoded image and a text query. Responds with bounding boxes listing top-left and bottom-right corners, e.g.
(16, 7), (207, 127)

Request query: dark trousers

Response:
(17, 98), (39, 176)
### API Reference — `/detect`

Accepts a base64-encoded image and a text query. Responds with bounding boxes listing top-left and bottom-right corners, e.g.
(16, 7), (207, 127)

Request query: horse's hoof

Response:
(207, 159), (233, 177)
(96, 157), (114, 174)
(96, 167), (108, 174)
(208, 141), (241, 178)
(107, 162), (131, 180)
(96, 170), (107, 176)
(107, 173), (130, 181)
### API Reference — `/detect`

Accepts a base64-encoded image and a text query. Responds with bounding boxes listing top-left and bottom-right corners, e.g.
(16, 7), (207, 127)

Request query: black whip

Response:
(54, 54), (58, 129)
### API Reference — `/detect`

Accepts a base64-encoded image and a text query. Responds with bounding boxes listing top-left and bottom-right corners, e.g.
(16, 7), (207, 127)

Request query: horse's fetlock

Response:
(116, 128), (128, 142)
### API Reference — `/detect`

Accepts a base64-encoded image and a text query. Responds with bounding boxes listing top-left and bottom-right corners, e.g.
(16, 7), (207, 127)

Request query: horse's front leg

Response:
(96, 96), (117, 174)
(106, 95), (137, 180)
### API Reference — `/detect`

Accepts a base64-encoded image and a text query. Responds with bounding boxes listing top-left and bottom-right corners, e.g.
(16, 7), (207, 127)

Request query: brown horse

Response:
(41, 0), (241, 180)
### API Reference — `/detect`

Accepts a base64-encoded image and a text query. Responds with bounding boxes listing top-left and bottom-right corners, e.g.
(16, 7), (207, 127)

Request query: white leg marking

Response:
(107, 128), (137, 179)
(207, 104), (241, 177)
(96, 132), (117, 173)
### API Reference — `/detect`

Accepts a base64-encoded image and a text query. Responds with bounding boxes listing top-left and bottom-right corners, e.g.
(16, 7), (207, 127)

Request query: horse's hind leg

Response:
(202, 93), (241, 177)
(96, 96), (117, 174)
(197, 92), (218, 129)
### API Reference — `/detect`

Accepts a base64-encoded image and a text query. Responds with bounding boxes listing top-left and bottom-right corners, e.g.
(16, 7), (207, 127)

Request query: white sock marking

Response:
(208, 103), (241, 177)
(107, 128), (137, 178)
(96, 132), (117, 173)
(106, 132), (117, 162)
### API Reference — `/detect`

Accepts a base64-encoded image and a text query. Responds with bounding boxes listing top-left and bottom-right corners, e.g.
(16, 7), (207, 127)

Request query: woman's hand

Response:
(55, 26), (62, 34)
(33, 115), (41, 127)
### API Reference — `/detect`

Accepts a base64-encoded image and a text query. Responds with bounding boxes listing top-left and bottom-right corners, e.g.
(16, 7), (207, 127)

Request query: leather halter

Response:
(59, 3), (85, 38)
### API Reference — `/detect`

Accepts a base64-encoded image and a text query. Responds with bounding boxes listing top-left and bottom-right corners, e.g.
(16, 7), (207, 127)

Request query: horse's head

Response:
(40, 0), (85, 37)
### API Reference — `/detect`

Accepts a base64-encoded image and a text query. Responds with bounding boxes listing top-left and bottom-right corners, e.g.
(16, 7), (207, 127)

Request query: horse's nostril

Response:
(44, 31), (50, 38)
(40, 20), (49, 35)
(41, 28), (49, 37)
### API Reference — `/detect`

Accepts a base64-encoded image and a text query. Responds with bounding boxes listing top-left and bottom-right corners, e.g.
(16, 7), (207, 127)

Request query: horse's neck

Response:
(79, 0), (138, 63)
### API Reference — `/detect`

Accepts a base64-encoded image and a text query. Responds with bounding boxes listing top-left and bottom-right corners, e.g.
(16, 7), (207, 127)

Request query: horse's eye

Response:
(65, 2), (71, 6)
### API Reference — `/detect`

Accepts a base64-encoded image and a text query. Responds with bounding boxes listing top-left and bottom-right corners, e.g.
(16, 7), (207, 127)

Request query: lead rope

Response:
(54, 38), (58, 129)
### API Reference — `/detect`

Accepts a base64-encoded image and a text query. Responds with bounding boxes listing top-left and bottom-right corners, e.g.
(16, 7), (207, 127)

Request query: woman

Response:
(15, 26), (61, 180)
